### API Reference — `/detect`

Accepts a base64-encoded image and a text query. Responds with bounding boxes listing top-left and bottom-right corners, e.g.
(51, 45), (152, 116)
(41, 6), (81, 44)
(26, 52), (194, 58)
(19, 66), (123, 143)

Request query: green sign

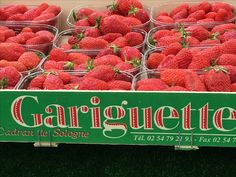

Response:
(0, 91), (236, 147)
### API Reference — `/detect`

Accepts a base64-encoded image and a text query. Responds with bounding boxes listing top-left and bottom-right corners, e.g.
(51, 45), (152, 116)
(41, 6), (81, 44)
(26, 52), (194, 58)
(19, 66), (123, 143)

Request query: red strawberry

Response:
(137, 85), (164, 91)
(94, 55), (122, 66)
(0, 43), (25, 61)
(96, 45), (120, 58)
(29, 74), (46, 89)
(189, 2), (211, 14)
(170, 3), (189, 17)
(201, 39), (220, 45)
(108, 80), (131, 90)
(185, 25), (210, 41)
(43, 60), (64, 70)
(219, 31), (236, 43)
(110, 37), (128, 48)
(211, 23), (236, 34)
(231, 83), (236, 92)
(215, 8), (229, 21)
(164, 86), (188, 91)
(79, 77), (109, 90)
(74, 19), (90, 27)
(188, 10), (205, 20)
(205, 12), (217, 19)
(79, 37), (108, 49)
(128, 7), (149, 23)
(157, 36), (181, 47)
(76, 8), (94, 20)
(136, 78), (168, 90)
(0, 9), (8, 20)
(204, 66), (231, 92)
(115, 0), (143, 16)
(85, 65), (115, 82)
(158, 55), (178, 69)
(211, 2), (234, 13)
(222, 65), (236, 83)
(26, 35), (51, 45)
(36, 30), (55, 41)
(88, 11), (107, 26)
(18, 52), (41, 70)
(172, 9), (188, 20)
(7, 13), (25, 21)
(5, 61), (27, 72)
(175, 48), (193, 69)
(4, 5), (28, 16)
(32, 3), (49, 18)
(84, 27), (101, 38)
(217, 54), (236, 66)
(49, 49), (69, 62)
(156, 15), (174, 23)
(0, 31), (5, 42)
(18, 32), (38, 42)
(98, 33), (122, 43)
(176, 17), (197, 23)
(41, 5), (61, 15)
(68, 53), (91, 65)
(147, 53), (165, 69)
(43, 74), (64, 90)
(33, 13), (55, 21)
(152, 30), (174, 41)
(162, 42), (182, 55)
(121, 17), (142, 27)
(57, 71), (72, 84)
(114, 62), (135, 72)
(221, 39), (236, 55)
(124, 32), (143, 47)
(22, 8), (35, 20)
(120, 46), (141, 61)
(21, 27), (33, 33)
(187, 36), (200, 46)
(184, 70), (206, 91)
(160, 69), (186, 87)
(3, 29), (16, 39)
(0, 66), (21, 88)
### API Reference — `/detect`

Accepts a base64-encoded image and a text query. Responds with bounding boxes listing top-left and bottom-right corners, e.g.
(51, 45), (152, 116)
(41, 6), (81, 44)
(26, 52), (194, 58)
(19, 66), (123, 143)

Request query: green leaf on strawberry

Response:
(0, 78), (8, 89)
(72, 10), (78, 21)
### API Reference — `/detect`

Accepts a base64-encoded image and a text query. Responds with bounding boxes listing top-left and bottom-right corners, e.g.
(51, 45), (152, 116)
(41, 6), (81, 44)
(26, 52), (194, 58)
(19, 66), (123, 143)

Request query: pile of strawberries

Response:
(70, 0), (149, 28)
(24, 68), (132, 90)
(149, 23), (236, 48)
(0, 3), (61, 24)
(136, 67), (236, 92)
(42, 47), (142, 74)
(0, 43), (43, 73)
(0, 66), (21, 89)
(59, 28), (145, 50)
(154, 1), (235, 24)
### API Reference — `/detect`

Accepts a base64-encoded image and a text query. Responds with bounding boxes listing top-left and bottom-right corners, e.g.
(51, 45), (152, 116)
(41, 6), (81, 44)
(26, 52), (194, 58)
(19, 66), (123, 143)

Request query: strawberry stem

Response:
(128, 58), (141, 67)
(64, 62), (74, 70)
(110, 44), (120, 54)
(128, 6), (138, 15)
(209, 32), (220, 40)
(149, 37), (157, 46)
(72, 10), (78, 21)
(0, 78), (8, 89)
(106, 1), (118, 11)
(86, 59), (94, 71)
(72, 44), (79, 49)
(95, 16), (102, 29)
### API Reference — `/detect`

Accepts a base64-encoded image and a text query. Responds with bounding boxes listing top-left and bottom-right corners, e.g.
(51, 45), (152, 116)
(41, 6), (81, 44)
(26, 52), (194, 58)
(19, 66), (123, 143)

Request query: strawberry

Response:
(205, 12), (217, 19)
(79, 37), (108, 49)
(121, 17), (142, 27)
(172, 9), (188, 20)
(18, 32), (38, 42)
(215, 8), (229, 21)
(84, 27), (101, 38)
(110, 37), (128, 48)
(98, 33), (122, 43)
(160, 69), (186, 87)
(162, 42), (182, 56)
(108, 80), (131, 90)
(68, 53), (91, 65)
(218, 54), (236, 66)
(175, 48), (193, 69)
(185, 25), (210, 41)
(175, 18), (197, 23)
(43, 60), (64, 70)
(4, 29), (16, 39)
(164, 86), (188, 91)
(76, 8), (94, 20)
(211, 2), (234, 13)
(120, 46), (141, 61)
(0, 9), (8, 20)
(7, 13), (25, 21)
(22, 8), (35, 20)
(33, 13), (55, 21)
(157, 36), (181, 47)
(29, 74), (46, 89)
(211, 23), (236, 34)
(158, 55), (178, 69)
(197, 18), (215, 23)
(36, 30), (55, 41)
(48, 49), (69, 62)
(152, 30), (175, 41)
(18, 52), (41, 70)
(222, 65), (236, 83)
(221, 39), (236, 55)
(4, 5), (28, 16)
(26, 35), (51, 45)
(32, 3), (49, 18)
(147, 53), (165, 69)
(21, 27), (33, 33)
(43, 74), (64, 90)
(188, 10), (205, 20)
(88, 11), (107, 26)
(57, 71), (72, 84)
(231, 83), (236, 92)
(84, 65), (115, 82)
(64, 83), (80, 90)
(128, 7), (149, 23)
(204, 66), (231, 92)
(201, 39), (220, 45)
(96, 45), (120, 58)
(41, 5), (61, 16)
(136, 78), (168, 90)
(74, 19), (90, 27)
(0, 66), (21, 88)
(124, 32), (143, 47)
(170, 3), (189, 17)
(0, 43), (25, 61)
(189, 2), (211, 14)
(113, 0), (143, 16)
(187, 36), (200, 46)
(156, 15), (174, 23)
(100, 15), (131, 35)
(6, 36), (21, 43)
(94, 55), (122, 66)
(79, 77), (109, 90)
(114, 62), (135, 72)
(0, 31), (5, 42)
(184, 70), (206, 91)
(137, 85), (165, 91)
(219, 31), (236, 43)
(1, 61), (27, 72)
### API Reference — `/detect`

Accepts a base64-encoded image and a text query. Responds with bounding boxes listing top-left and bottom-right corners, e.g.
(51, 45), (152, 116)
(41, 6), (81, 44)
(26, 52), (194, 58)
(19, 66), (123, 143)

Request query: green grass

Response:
(0, 143), (235, 177)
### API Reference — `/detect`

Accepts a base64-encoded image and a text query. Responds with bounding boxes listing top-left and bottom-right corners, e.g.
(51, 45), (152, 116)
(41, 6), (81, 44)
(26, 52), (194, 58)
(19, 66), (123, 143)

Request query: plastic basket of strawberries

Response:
(133, 67), (236, 92)
(40, 47), (143, 76)
(0, 23), (58, 54)
(17, 69), (133, 91)
(0, 43), (46, 76)
(151, 1), (236, 27)
(66, 0), (150, 31)
(53, 26), (147, 53)
(0, 66), (23, 89)
(0, 3), (62, 28)
(147, 23), (236, 49)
